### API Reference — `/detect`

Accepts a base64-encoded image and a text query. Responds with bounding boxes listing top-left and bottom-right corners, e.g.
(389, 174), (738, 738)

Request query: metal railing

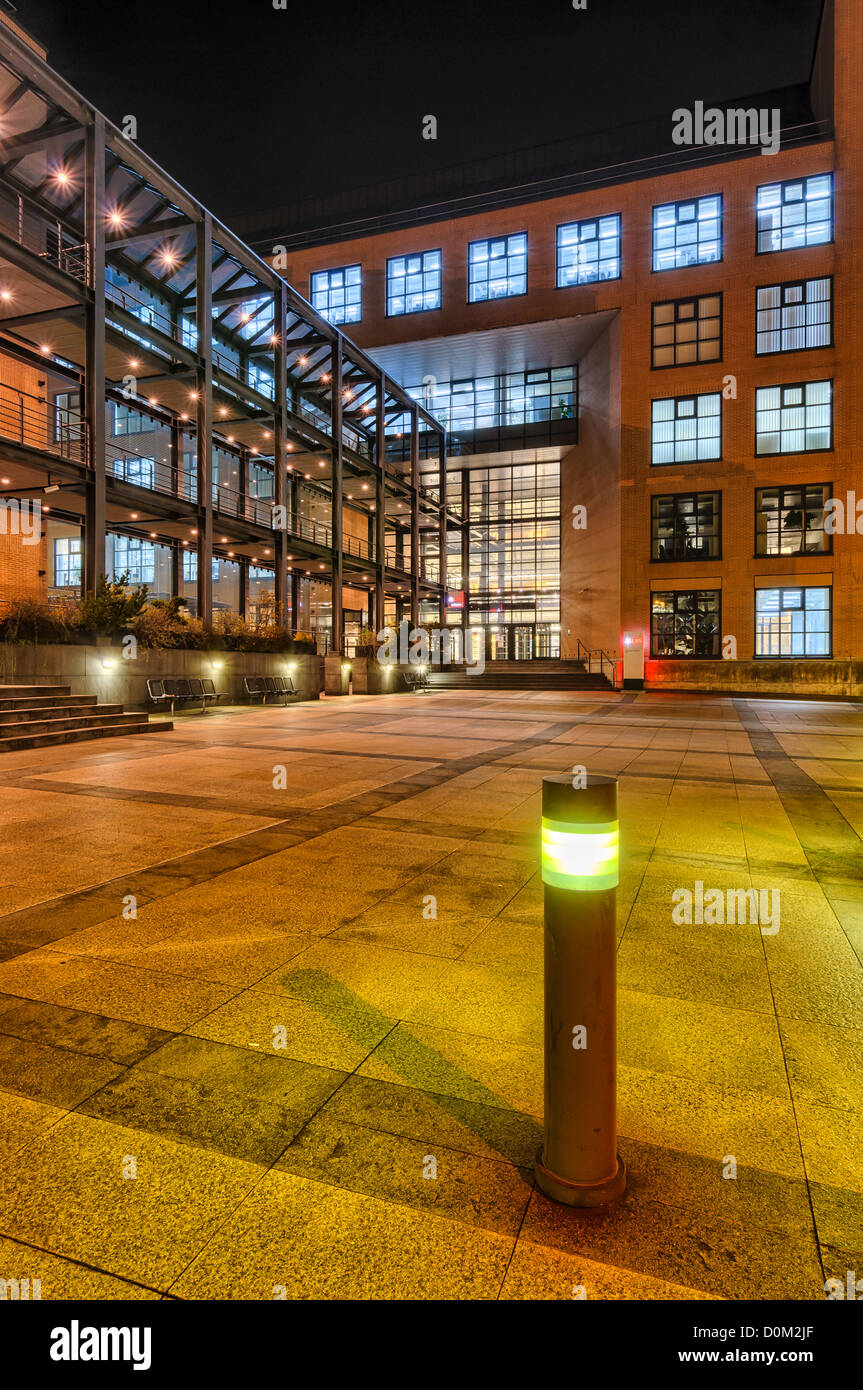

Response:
(0, 180), (89, 284)
(0, 382), (88, 463)
(574, 638), (618, 685)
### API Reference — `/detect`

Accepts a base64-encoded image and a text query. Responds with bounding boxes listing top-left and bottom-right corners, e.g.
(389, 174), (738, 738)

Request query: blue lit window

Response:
(755, 586), (831, 657)
(468, 233), (527, 302)
(112, 402), (150, 436)
(107, 535), (156, 585)
(310, 264), (362, 325)
(53, 536), (81, 587)
(756, 175), (833, 253)
(651, 393), (721, 464)
(387, 250), (442, 315)
(652, 196), (722, 272)
(755, 380), (832, 455)
(557, 216), (621, 286)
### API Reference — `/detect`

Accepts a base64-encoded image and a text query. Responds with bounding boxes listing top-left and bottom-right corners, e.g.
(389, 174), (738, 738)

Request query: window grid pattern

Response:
(53, 537), (81, 587)
(756, 175), (833, 253)
(651, 492), (721, 561)
(400, 367), (576, 434)
(651, 393), (722, 465)
(755, 381), (832, 455)
(310, 265), (362, 325)
(468, 233), (527, 302)
(556, 215), (621, 286)
(467, 463), (560, 625)
(386, 250), (442, 315)
(755, 484), (831, 556)
(652, 196), (722, 272)
(652, 295), (722, 368)
(755, 586), (831, 657)
(651, 590), (721, 658)
(756, 278), (832, 354)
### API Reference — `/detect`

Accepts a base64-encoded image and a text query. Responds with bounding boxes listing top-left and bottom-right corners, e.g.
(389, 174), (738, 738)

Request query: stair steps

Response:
(0, 684), (172, 752)
(427, 660), (613, 692)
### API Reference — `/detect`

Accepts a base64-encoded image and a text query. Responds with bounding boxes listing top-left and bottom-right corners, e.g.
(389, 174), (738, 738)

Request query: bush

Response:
(78, 575), (148, 634)
(210, 612), (293, 653)
(0, 597), (76, 644)
(129, 598), (209, 650)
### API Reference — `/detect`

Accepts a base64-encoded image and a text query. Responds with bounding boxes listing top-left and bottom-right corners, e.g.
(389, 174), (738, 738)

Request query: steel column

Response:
(83, 113), (105, 596)
(195, 213), (213, 623)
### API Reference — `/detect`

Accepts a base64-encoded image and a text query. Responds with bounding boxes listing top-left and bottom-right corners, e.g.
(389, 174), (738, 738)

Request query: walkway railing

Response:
(0, 180), (89, 284)
(0, 382), (88, 463)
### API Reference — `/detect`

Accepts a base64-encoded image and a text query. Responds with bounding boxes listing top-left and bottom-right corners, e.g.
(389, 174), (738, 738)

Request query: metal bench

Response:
(147, 677), (221, 715)
(243, 675), (296, 705)
(403, 666), (430, 692)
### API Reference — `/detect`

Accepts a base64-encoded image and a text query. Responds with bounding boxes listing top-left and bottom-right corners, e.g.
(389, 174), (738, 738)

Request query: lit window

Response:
(53, 536), (82, 587)
(556, 216), (621, 286)
(107, 534), (156, 585)
(652, 294), (722, 367)
(756, 174), (833, 253)
(756, 278), (832, 354)
(755, 380), (832, 455)
(652, 196), (722, 271)
(651, 590), (721, 658)
(310, 264), (362, 325)
(112, 402), (151, 436)
(755, 484), (831, 556)
(651, 492), (720, 561)
(755, 586), (831, 657)
(387, 250), (441, 315)
(468, 233), (527, 302)
(651, 393), (721, 465)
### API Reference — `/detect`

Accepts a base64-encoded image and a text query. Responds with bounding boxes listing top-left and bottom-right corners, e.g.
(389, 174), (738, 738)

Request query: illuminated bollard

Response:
(535, 773), (626, 1207)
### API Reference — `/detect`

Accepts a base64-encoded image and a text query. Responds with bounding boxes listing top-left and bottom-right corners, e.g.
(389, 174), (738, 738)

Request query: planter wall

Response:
(349, 657), (409, 694)
(646, 659), (863, 698)
(0, 644), (322, 710)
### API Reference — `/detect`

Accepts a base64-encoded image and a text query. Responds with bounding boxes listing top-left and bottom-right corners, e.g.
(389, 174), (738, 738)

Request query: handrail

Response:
(0, 180), (89, 284)
(574, 638), (618, 685)
(0, 381), (88, 463)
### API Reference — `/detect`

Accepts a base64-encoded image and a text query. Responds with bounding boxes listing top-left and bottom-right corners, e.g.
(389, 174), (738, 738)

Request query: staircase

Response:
(0, 685), (172, 752)
(426, 659), (614, 691)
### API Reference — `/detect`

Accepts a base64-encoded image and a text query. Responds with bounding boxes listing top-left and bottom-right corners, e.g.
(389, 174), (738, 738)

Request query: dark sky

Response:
(17, 0), (824, 222)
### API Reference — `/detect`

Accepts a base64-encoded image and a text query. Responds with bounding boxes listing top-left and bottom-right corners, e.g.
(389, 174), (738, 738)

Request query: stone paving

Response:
(0, 686), (861, 1300)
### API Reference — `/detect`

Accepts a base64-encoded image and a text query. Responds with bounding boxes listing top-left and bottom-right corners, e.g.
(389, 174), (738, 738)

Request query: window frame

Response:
(650, 490), (722, 563)
(754, 379), (834, 458)
(466, 232), (529, 304)
(309, 263), (363, 326)
(755, 276), (834, 356)
(555, 214), (622, 288)
(650, 391), (723, 466)
(385, 248), (443, 318)
(754, 482), (833, 558)
(651, 292), (723, 370)
(649, 588), (722, 660)
(651, 194), (724, 274)
(755, 173), (834, 256)
(754, 585), (833, 659)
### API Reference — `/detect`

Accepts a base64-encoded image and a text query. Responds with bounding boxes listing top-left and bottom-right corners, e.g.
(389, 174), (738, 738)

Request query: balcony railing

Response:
(0, 383), (87, 463)
(0, 181), (89, 284)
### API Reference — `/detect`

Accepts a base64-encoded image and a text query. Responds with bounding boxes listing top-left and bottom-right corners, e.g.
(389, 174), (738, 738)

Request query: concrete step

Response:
(0, 684), (73, 698)
(0, 721), (173, 753)
(0, 712), (145, 738)
(0, 694), (97, 710)
(428, 669), (613, 690)
(0, 703), (123, 724)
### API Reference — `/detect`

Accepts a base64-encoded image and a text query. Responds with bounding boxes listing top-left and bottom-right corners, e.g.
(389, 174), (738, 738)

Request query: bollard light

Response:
(535, 772), (626, 1208)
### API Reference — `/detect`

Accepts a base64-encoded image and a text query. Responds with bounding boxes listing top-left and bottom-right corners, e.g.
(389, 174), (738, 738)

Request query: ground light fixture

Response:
(535, 772), (626, 1207)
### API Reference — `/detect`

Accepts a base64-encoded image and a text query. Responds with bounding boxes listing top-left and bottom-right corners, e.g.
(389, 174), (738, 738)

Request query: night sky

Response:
(17, 0), (824, 222)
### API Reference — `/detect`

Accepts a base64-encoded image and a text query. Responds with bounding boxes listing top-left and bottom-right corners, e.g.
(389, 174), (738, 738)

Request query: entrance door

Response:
(511, 625), (534, 660)
(488, 629), (508, 662)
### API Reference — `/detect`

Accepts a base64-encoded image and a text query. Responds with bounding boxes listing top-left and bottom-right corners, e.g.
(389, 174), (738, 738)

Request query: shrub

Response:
(0, 597), (75, 644)
(78, 575), (148, 634)
(129, 598), (208, 649)
(210, 612), (293, 653)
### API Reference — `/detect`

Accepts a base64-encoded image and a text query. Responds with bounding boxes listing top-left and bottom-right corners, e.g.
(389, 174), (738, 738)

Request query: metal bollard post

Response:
(535, 772), (626, 1207)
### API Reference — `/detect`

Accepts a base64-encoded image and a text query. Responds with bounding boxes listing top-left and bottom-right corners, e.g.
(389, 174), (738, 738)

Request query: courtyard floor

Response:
(0, 686), (861, 1300)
